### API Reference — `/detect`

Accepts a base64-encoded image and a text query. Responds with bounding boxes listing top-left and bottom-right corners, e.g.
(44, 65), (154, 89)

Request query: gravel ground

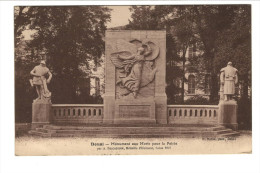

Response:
(15, 131), (251, 156)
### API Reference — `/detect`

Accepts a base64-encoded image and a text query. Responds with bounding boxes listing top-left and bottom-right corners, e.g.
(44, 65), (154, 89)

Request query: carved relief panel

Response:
(109, 39), (160, 99)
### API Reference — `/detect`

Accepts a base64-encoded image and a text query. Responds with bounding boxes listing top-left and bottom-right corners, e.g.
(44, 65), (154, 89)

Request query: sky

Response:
(22, 6), (132, 40)
(106, 6), (132, 28)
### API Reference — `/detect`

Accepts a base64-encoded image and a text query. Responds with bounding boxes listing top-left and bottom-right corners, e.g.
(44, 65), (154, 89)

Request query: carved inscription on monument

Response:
(119, 105), (150, 118)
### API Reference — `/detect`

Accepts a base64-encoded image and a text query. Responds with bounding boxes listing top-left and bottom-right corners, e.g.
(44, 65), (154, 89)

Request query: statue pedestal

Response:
(31, 99), (52, 129)
(218, 100), (238, 130)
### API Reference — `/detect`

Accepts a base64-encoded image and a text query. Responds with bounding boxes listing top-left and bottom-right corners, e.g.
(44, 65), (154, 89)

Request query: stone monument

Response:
(30, 60), (52, 128)
(218, 62), (238, 130)
(104, 30), (167, 124)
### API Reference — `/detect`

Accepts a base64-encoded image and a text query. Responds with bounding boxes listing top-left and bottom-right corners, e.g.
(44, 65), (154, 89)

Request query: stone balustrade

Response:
(51, 104), (103, 124)
(50, 104), (219, 125)
(167, 105), (219, 125)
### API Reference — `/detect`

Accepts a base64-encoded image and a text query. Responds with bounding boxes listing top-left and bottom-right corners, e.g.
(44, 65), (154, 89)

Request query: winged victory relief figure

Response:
(110, 39), (160, 98)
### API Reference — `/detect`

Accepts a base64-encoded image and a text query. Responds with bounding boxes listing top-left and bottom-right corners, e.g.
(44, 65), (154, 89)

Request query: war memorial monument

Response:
(29, 30), (239, 137)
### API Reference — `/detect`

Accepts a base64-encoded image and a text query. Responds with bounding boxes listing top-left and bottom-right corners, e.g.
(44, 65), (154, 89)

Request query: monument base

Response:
(114, 98), (156, 124)
(31, 122), (50, 129)
(155, 94), (168, 124)
(32, 99), (52, 129)
(218, 100), (238, 130)
(103, 94), (115, 124)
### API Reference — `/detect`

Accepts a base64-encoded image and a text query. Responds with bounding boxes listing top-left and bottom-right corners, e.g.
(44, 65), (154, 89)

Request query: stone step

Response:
(35, 127), (217, 135)
(42, 125), (223, 132)
(39, 129), (215, 135)
(43, 124), (218, 129)
(28, 130), (51, 137)
(46, 133), (216, 138)
(214, 129), (233, 135)
(211, 126), (226, 131)
(30, 131), (239, 138)
(30, 125), (239, 138)
(218, 132), (240, 137)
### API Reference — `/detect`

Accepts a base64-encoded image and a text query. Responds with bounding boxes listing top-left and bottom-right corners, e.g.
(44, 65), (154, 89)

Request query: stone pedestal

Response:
(218, 100), (238, 130)
(104, 30), (167, 124)
(31, 99), (52, 129)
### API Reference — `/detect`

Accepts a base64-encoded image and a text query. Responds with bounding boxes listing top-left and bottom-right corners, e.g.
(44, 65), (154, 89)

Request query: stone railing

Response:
(51, 104), (103, 124)
(167, 105), (219, 125)
(50, 104), (218, 125)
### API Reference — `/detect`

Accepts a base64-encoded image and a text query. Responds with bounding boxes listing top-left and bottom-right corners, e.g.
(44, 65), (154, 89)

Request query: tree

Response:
(15, 6), (111, 122)
(127, 6), (195, 103)
(192, 5), (238, 102)
(213, 5), (251, 129)
(27, 6), (111, 103)
(167, 6), (195, 103)
(127, 6), (164, 30)
(14, 7), (31, 46)
(214, 5), (251, 99)
(127, 5), (251, 104)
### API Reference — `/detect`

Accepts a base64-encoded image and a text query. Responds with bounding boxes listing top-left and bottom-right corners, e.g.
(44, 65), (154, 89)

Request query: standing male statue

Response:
(220, 62), (238, 101)
(30, 60), (52, 101)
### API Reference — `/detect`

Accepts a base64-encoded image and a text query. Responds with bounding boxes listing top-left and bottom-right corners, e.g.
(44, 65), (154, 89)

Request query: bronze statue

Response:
(30, 60), (52, 101)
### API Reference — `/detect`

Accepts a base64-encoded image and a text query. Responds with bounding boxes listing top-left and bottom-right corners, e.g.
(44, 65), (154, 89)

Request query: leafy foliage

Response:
(127, 5), (251, 129)
(15, 6), (111, 122)
(127, 5), (251, 102)
(214, 5), (251, 99)
(184, 95), (217, 105)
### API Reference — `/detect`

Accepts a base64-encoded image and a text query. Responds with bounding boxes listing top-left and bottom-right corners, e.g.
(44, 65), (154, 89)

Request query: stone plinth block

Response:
(114, 98), (156, 124)
(155, 94), (167, 124)
(104, 30), (167, 124)
(103, 94), (115, 124)
(218, 100), (238, 130)
(32, 99), (52, 129)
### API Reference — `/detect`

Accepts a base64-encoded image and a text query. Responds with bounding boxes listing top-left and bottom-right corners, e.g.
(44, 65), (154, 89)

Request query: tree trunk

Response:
(242, 74), (249, 99)
(210, 73), (218, 103)
(207, 51), (219, 103)
(181, 54), (186, 104)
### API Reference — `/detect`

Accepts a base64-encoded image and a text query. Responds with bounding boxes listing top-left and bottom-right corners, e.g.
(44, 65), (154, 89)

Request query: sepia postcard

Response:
(13, 4), (252, 156)
(0, 1), (259, 173)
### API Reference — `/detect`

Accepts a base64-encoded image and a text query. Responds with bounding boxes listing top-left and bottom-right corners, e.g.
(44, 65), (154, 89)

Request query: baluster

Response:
(99, 109), (102, 116)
